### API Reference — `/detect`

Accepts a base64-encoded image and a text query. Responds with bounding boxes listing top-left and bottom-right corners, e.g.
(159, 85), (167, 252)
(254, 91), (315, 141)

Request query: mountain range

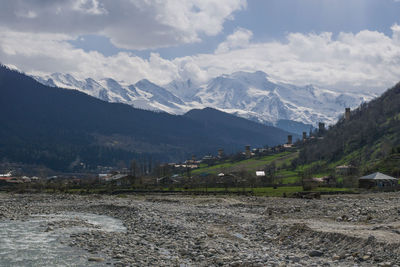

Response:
(34, 71), (376, 134)
(0, 65), (294, 171)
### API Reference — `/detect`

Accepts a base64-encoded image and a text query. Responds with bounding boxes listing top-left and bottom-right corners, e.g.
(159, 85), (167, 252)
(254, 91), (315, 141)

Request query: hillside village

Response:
(2, 105), (398, 195)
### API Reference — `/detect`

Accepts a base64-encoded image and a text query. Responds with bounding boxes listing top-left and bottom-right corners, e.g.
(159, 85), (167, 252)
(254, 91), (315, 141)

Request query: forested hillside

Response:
(298, 82), (400, 176)
(0, 65), (291, 171)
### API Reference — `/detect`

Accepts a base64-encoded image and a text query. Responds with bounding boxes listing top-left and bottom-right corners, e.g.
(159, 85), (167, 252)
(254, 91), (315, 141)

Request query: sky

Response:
(1, 0), (400, 93)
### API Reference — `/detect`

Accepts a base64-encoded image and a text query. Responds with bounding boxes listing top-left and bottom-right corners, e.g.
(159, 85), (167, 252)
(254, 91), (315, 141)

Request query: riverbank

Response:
(1, 192), (400, 266)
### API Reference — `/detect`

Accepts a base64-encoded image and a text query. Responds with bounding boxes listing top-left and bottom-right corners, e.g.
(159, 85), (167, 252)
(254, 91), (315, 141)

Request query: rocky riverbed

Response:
(1, 192), (400, 266)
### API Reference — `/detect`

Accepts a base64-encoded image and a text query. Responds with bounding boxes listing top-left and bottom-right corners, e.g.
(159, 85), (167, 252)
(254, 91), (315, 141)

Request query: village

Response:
(1, 108), (398, 196)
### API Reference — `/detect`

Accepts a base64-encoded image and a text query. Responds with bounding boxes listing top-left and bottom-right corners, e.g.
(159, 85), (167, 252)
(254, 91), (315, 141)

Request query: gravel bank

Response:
(1, 192), (400, 266)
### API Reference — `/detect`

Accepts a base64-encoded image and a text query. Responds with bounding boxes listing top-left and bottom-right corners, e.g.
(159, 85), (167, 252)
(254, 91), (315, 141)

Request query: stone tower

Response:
(318, 122), (325, 134)
(218, 148), (224, 158)
(345, 108), (351, 121)
(287, 135), (293, 145)
(245, 145), (251, 158)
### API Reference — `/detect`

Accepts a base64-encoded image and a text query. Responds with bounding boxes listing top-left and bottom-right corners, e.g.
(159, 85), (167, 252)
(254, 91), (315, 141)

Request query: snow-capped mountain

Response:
(33, 71), (376, 128)
(34, 73), (187, 114)
(189, 71), (375, 125)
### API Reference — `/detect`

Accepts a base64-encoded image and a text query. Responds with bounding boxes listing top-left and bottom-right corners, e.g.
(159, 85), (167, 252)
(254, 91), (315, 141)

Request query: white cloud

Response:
(0, 28), (179, 84)
(215, 28), (253, 54)
(0, 0), (246, 50)
(391, 23), (400, 42)
(1, 26), (400, 93)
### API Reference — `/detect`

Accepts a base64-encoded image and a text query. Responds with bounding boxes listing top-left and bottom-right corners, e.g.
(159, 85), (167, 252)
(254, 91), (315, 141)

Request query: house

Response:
(322, 176), (336, 186)
(101, 173), (132, 186)
(216, 173), (238, 187)
(302, 177), (323, 188)
(0, 171), (12, 177)
(0, 177), (23, 184)
(256, 171), (265, 177)
(21, 176), (32, 183)
(156, 176), (179, 185)
(358, 172), (398, 189)
(336, 165), (358, 176)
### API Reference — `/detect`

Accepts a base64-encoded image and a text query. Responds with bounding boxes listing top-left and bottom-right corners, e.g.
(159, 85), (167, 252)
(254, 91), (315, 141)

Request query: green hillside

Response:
(191, 81), (400, 186)
(193, 151), (302, 184)
(298, 82), (400, 177)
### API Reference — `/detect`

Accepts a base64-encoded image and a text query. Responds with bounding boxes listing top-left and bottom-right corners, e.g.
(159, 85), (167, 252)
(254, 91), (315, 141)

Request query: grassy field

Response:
(158, 186), (354, 197)
(191, 151), (322, 185)
(48, 185), (355, 197)
(192, 151), (299, 175)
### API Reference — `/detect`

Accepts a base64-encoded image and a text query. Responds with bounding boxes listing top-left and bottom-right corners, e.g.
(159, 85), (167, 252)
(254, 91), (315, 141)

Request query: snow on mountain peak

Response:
(33, 71), (376, 128)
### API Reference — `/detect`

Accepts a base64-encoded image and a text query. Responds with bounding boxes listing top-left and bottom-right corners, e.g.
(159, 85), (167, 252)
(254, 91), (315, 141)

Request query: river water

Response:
(0, 212), (126, 266)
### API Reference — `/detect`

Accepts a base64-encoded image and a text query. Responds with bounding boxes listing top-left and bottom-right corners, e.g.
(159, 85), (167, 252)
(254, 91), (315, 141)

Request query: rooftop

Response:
(359, 172), (397, 181)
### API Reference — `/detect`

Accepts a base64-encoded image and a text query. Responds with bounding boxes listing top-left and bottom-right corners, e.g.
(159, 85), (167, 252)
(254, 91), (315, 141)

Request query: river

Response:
(0, 212), (126, 266)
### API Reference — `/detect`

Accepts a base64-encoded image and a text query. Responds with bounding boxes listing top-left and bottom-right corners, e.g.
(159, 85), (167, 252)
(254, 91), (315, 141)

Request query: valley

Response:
(1, 1), (400, 267)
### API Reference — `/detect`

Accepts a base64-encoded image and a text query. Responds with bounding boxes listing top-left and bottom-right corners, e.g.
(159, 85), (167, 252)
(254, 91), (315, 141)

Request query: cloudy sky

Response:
(1, 0), (400, 93)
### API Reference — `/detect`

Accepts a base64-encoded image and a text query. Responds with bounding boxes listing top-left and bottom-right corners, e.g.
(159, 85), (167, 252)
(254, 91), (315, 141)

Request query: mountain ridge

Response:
(0, 65), (293, 171)
(34, 71), (377, 129)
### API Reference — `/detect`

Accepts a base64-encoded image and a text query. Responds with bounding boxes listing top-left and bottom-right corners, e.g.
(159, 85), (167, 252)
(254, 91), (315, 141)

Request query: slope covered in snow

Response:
(33, 71), (376, 128)
(189, 71), (375, 126)
(34, 73), (187, 114)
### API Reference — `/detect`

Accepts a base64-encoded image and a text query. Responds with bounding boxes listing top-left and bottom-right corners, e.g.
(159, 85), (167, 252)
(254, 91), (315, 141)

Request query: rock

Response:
(367, 235), (376, 243)
(361, 255), (370, 261)
(290, 256), (300, 263)
(309, 250), (324, 257)
(332, 255), (340, 261)
(113, 254), (124, 259)
(88, 257), (105, 262)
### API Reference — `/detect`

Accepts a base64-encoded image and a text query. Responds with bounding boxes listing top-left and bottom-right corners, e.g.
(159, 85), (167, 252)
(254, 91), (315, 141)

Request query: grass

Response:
(313, 187), (353, 192)
(254, 186), (353, 196)
(281, 176), (300, 184)
(192, 151), (299, 175)
(157, 186), (354, 197)
(166, 186), (302, 197)
(191, 151), (305, 185)
(26, 185), (355, 197)
(276, 170), (298, 177)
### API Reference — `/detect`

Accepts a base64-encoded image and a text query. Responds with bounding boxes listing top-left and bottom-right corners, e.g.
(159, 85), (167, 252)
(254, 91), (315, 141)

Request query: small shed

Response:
(102, 173), (132, 186)
(358, 172), (398, 189)
(256, 171), (266, 177)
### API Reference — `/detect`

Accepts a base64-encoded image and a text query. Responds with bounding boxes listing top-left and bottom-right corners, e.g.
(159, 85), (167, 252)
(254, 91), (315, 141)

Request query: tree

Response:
(264, 162), (276, 184)
(129, 160), (138, 186)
